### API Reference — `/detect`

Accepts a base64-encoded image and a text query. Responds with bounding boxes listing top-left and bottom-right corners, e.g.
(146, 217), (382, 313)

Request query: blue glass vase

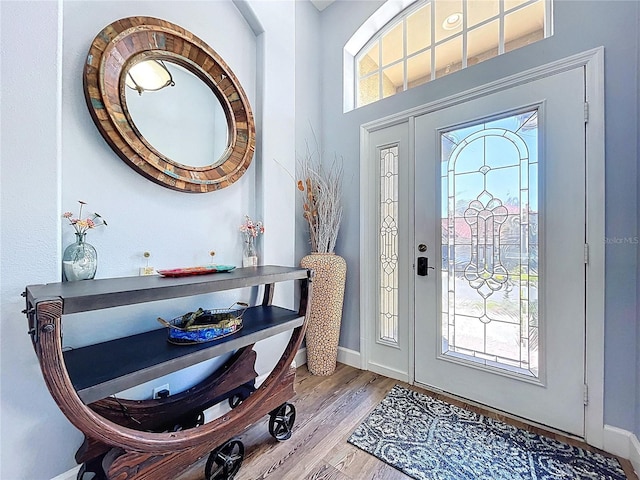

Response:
(62, 233), (97, 281)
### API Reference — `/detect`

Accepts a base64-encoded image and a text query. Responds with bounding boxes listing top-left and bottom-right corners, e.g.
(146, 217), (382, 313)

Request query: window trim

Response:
(343, 0), (419, 112)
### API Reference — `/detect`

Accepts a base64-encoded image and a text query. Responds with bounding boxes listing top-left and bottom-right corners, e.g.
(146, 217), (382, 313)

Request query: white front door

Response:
(414, 67), (586, 436)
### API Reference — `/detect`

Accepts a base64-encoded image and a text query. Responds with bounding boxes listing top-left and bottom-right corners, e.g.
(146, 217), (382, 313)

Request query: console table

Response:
(24, 266), (312, 479)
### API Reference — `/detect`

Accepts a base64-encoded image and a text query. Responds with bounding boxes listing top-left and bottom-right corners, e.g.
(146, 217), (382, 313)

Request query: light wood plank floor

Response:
(179, 363), (637, 480)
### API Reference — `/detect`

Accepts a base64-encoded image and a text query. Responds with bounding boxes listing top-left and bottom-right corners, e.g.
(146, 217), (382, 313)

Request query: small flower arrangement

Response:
(239, 215), (264, 240)
(62, 200), (107, 235)
(239, 215), (264, 266)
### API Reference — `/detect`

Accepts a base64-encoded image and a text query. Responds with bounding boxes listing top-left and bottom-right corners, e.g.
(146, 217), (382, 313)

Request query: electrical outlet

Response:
(153, 384), (170, 399)
(139, 266), (155, 276)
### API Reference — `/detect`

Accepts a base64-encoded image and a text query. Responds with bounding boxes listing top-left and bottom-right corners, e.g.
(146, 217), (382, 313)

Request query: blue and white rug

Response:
(348, 385), (626, 480)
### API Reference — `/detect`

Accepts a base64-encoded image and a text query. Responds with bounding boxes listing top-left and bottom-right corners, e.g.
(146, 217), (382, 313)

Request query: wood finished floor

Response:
(179, 363), (638, 480)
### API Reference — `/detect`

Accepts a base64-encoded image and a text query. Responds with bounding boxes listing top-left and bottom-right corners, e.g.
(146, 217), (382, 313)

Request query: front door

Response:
(414, 67), (586, 436)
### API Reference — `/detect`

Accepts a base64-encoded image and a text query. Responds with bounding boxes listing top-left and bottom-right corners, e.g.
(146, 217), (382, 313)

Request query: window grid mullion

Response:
(430, 0), (436, 81)
(499, 0), (506, 55)
(354, 0), (550, 109)
(403, 17), (408, 92)
(544, 0), (553, 37)
(378, 38), (383, 102)
(462, 0), (468, 69)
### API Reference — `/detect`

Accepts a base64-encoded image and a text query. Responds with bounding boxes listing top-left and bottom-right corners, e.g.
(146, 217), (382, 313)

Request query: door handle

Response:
(417, 257), (435, 276)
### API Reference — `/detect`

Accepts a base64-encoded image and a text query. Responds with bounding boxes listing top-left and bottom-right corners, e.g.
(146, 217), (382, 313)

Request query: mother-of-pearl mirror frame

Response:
(83, 16), (255, 193)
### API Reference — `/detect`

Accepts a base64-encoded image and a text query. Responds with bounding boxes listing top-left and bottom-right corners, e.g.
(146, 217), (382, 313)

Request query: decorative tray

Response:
(157, 302), (248, 345)
(156, 265), (236, 277)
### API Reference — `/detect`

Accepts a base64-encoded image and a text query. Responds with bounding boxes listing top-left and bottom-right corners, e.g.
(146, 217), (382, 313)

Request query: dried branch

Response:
(297, 141), (343, 253)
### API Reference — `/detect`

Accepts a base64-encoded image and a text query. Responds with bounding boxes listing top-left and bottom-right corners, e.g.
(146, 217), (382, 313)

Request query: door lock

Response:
(417, 257), (435, 276)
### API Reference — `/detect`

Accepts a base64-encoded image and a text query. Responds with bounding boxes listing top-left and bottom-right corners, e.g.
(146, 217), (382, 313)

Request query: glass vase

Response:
(63, 233), (98, 281)
(242, 236), (258, 267)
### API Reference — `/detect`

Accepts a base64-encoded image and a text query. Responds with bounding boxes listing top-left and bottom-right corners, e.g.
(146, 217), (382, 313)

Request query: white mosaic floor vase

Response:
(300, 253), (347, 376)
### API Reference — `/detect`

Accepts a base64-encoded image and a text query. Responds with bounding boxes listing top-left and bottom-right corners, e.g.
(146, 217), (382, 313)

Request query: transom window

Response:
(356, 0), (552, 108)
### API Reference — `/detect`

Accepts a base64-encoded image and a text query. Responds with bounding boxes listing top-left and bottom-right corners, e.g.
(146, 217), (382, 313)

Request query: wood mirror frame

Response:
(83, 17), (255, 193)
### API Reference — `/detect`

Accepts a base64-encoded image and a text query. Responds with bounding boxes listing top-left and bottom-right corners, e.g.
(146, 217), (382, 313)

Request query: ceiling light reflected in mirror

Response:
(126, 60), (175, 95)
(442, 12), (463, 30)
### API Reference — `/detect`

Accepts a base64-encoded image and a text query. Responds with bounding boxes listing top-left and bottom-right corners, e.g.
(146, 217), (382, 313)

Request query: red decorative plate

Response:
(157, 265), (236, 277)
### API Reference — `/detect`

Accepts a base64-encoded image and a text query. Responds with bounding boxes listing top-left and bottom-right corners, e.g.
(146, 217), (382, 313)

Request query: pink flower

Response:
(62, 201), (107, 235)
(240, 215), (264, 240)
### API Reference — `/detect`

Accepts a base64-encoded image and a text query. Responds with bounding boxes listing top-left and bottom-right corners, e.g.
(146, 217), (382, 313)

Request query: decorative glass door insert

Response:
(440, 109), (539, 378)
(379, 145), (399, 345)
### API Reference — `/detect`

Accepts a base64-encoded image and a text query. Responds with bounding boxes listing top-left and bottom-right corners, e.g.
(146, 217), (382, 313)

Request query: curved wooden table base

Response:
(105, 367), (296, 480)
(89, 347), (257, 430)
(34, 298), (305, 449)
(77, 347), (258, 464)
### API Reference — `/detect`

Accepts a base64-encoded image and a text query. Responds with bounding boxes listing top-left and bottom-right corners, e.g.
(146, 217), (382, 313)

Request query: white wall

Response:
(62, 1), (257, 276)
(0, 1), (297, 478)
(1, 2), (67, 478)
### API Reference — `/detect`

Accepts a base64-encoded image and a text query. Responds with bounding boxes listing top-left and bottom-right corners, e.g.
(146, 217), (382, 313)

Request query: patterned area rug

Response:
(348, 385), (626, 480)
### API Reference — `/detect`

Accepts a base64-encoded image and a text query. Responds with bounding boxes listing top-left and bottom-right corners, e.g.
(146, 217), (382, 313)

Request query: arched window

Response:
(353, 0), (552, 109)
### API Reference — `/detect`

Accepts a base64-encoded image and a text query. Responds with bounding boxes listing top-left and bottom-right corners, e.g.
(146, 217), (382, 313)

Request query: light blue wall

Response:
(0, 1), (298, 478)
(318, 0), (639, 435)
(636, 6), (640, 440)
(295, 1), (322, 267)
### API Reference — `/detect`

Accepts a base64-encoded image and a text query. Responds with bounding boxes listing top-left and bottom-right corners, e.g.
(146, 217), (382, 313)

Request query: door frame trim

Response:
(359, 47), (605, 446)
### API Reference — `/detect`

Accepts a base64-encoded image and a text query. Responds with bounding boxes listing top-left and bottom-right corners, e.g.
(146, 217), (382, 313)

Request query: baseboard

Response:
(631, 433), (640, 477)
(51, 465), (80, 480)
(603, 424), (640, 476)
(295, 346), (307, 367)
(294, 346), (362, 370)
(336, 346), (361, 368)
(367, 361), (409, 383)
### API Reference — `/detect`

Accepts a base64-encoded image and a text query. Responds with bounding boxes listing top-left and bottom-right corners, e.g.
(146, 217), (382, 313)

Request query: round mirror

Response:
(83, 17), (255, 193)
(125, 61), (229, 168)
